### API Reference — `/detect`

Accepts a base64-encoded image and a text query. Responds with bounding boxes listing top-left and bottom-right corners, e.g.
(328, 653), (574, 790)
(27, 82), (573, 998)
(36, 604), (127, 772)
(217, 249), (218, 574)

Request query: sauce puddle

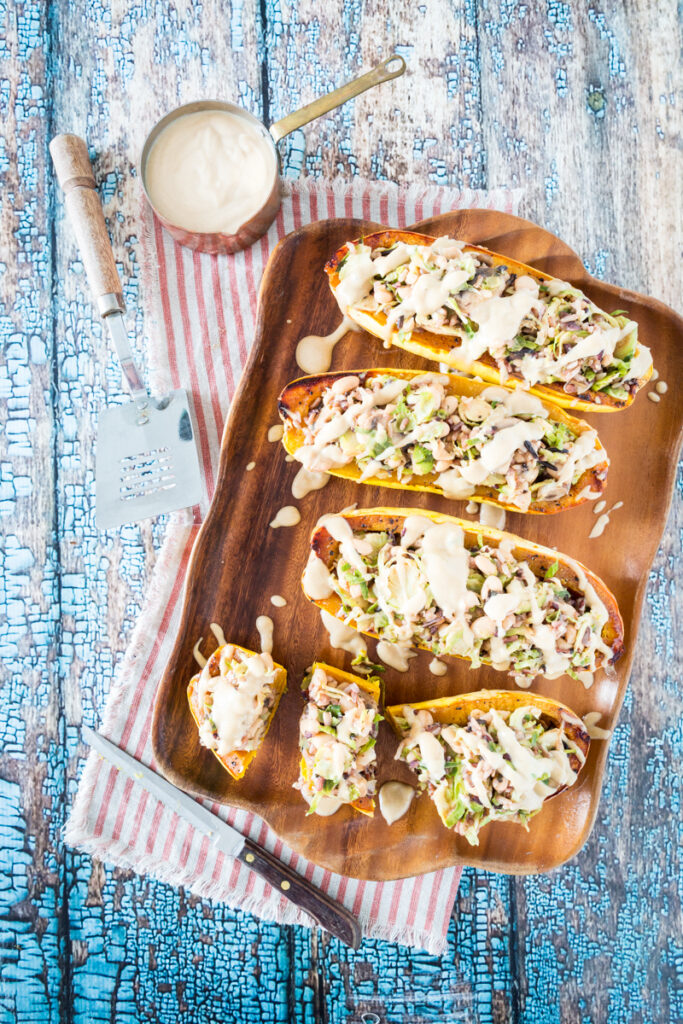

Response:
(295, 316), (356, 374)
(589, 500), (623, 539)
(292, 465), (330, 500)
(269, 505), (301, 529)
(379, 781), (415, 825)
(583, 711), (611, 739)
(210, 622), (227, 647)
(376, 640), (417, 673)
(255, 615), (274, 654)
(321, 609), (367, 659)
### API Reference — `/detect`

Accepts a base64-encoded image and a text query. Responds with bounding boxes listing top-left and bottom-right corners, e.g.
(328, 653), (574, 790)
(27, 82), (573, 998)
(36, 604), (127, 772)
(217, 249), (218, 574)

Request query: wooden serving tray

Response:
(152, 211), (683, 880)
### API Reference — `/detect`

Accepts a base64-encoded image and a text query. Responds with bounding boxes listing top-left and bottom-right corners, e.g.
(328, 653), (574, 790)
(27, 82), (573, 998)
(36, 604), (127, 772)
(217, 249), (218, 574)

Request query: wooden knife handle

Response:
(238, 838), (362, 948)
(50, 133), (125, 317)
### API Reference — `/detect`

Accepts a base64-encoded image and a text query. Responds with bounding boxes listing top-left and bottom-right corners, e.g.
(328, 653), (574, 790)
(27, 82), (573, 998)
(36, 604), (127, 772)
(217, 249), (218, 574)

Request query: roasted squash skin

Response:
(298, 662), (381, 817)
(304, 507), (624, 676)
(187, 643), (287, 781)
(385, 688), (591, 798)
(278, 368), (609, 515)
(325, 230), (652, 413)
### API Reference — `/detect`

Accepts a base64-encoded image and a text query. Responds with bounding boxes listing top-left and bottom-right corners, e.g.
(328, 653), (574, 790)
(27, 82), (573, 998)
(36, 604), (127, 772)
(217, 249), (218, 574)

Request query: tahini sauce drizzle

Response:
(583, 711), (611, 740)
(295, 316), (356, 375)
(479, 503), (506, 531)
(376, 640), (417, 673)
(210, 623), (227, 647)
(379, 781), (415, 825)
(429, 657), (448, 676)
(267, 424), (284, 442)
(269, 506), (300, 529)
(589, 500), (623, 540)
(302, 552), (334, 600)
(320, 609), (367, 659)
(192, 639), (208, 667)
(270, 595), (287, 608)
(255, 615), (274, 654)
(292, 466), (330, 500)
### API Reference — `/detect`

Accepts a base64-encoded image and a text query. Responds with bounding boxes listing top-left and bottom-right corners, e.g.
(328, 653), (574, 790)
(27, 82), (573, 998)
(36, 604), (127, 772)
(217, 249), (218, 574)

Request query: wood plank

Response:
(476, 3), (683, 1021)
(266, 1), (487, 188)
(0, 2), (62, 1020)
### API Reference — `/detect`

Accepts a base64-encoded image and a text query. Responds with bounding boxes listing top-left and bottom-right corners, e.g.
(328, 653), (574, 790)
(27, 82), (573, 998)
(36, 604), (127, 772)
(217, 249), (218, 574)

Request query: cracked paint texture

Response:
(1, 1), (681, 1022)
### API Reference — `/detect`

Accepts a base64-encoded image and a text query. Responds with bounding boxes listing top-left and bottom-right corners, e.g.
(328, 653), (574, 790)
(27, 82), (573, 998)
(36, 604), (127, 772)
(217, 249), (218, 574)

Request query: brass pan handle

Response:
(269, 53), (406, 143)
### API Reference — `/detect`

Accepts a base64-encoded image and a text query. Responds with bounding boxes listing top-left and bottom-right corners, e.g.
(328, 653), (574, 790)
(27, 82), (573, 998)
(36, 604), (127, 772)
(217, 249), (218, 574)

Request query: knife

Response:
(83, 725), (362, 948)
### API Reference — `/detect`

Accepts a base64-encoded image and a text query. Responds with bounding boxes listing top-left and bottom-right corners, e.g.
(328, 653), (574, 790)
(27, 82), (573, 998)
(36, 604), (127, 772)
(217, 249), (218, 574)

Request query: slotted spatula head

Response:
(96, 389), (203, 529)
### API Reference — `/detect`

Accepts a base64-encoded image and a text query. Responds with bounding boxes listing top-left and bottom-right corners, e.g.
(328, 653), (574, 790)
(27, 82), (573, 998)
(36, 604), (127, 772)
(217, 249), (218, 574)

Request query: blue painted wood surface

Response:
(1, 1), (681, 1021)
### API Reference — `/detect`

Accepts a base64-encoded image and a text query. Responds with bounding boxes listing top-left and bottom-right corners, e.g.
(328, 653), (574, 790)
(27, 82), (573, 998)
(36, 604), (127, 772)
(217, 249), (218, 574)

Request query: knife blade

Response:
(82, 726), (362, 948)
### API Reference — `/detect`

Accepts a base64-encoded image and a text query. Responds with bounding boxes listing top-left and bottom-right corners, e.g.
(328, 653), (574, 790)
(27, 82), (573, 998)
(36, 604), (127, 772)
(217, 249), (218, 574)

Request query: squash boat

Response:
(279, 368), (609, 514)
(325, 229), (653, 412)
(385, 689), (591, 846)
(302, 508), (624, 686)
(294, 662), (382, 817)
(187, 642), (287, 780)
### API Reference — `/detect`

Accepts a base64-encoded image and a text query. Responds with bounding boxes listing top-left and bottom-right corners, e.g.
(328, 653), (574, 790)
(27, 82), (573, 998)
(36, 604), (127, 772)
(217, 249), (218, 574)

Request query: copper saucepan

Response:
(140, 54), (406, 255)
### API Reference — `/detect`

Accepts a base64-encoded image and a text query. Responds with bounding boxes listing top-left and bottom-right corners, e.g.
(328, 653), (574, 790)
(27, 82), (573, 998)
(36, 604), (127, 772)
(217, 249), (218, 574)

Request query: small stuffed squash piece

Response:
(278, 368), (609, 514)
(302, 507), (624, 687)
(294, 663), (382, 817)
(386, 689), (591, 846)
(325, 229), (653, 412)
(188, 643), (287, 780)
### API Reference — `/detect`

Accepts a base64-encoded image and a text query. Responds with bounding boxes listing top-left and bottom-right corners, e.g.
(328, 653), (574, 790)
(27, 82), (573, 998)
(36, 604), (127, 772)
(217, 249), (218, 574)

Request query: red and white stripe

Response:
(67, 179), (518, 953)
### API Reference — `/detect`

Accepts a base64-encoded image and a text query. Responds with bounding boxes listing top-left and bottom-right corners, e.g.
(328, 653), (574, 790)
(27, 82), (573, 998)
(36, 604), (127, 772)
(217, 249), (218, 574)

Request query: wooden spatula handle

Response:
(50, 134), (125, 317)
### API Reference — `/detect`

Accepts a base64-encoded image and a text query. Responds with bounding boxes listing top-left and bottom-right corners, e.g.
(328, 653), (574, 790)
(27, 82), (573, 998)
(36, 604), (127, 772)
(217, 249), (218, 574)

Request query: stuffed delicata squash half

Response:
(325, 230), (653, 412)
(295, 663), (382, 817)
(302, 508), (624, 686)
(385, 689), (590, 846)
(188, 643), (287, 780)
(279, 369), (609, 514)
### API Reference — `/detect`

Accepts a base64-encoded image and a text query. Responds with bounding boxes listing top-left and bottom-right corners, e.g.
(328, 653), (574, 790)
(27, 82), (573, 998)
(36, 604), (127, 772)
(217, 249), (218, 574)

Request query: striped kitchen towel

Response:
(66, 178), (519, 953)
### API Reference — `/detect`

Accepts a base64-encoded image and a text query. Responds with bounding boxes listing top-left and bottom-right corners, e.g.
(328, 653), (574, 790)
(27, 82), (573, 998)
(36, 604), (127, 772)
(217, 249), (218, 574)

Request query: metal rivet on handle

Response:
(281, 880), (291, 890)
(245, 852), (255, 863)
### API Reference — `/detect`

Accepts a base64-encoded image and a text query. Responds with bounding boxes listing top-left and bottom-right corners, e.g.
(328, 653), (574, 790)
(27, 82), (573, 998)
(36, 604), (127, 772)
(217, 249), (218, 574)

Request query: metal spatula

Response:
(50, 134), (203, 529)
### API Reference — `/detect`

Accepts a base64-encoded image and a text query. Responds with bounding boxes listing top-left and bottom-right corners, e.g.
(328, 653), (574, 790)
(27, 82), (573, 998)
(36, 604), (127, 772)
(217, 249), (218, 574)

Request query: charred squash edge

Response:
(278, 368), (609, 515)
(187, 643), (287, 781)
(385, 688), (591, 803)
(303, 507), (625, 676)
(299, 661), (381, 817)
(325, 229), (652, 413)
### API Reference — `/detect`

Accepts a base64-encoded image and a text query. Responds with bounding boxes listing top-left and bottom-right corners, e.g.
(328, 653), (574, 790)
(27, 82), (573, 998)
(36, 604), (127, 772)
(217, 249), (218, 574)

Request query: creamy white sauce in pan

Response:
(145, 110), (276, 234)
